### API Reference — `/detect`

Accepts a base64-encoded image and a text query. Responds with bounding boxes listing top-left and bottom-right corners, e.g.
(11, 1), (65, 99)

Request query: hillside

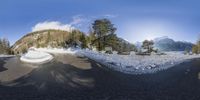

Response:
(12, 29), (135, 54)
(12, 29), (83, 54)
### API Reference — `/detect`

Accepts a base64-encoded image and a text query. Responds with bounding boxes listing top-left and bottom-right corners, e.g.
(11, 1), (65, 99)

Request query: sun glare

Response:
(125, 20), (172, 42)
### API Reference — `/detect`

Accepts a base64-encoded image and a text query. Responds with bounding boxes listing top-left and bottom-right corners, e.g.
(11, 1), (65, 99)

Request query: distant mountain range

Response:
(135, 36), (194, 51)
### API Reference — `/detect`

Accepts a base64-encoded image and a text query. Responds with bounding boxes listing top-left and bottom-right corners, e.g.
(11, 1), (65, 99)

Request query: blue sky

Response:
(0, 0), (200, 45)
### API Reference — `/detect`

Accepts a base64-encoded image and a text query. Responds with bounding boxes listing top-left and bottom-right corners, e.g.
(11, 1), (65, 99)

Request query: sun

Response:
(127, 20), (171, 42)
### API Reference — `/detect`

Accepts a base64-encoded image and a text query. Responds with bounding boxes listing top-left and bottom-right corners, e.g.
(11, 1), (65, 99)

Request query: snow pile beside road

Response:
(35, 48), (79, 54)
(34, 47), (200, 74)
(79, 50), (200, 74)
(20, 50), (53, 64)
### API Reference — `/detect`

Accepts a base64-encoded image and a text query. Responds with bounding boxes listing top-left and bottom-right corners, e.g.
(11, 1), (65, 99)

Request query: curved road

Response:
(0, 54), (200, 100)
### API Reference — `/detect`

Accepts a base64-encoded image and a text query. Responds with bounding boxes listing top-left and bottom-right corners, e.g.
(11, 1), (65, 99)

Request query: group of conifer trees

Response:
(0, 38), (10, 54)
(192, 40), (200, 54)
(63, 18), (135, 52)
(1, 18), (136, 54)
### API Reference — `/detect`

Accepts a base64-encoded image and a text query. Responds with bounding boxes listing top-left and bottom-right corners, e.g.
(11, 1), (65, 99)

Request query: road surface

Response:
(0, 54), (200, 100)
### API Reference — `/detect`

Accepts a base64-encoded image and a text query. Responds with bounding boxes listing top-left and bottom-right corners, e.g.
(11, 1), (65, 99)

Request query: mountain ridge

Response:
(135, 36), (194, 51)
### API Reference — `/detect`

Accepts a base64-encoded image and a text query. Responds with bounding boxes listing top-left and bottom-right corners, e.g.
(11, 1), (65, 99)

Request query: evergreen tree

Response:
(104, 33), (118, 50)
(80, 33), (87, 49)
(66, 30), (80, 48)
(46, 31), (51, 45)
(88, 28), (97, 49)
(92, 18), (117, 51)
(142, 40), (154, 53)
(0, 38), (10, 54)
(197, 40), (200, 53)
(192, 38), (200, 54)
(88, 27), (96, 44)
(192, 45), (198, 54)
(0, 39), (3, 54)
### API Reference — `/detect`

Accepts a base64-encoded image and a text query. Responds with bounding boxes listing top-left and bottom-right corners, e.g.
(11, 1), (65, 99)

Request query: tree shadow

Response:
(2, 56), (198, 100)
(0, 57), (13, 72)
(0, 56), (123, 100)
(3, 61), (96, 89)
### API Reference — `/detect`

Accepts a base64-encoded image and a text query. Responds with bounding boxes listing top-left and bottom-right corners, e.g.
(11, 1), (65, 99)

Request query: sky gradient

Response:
(0, 0), (200, 45)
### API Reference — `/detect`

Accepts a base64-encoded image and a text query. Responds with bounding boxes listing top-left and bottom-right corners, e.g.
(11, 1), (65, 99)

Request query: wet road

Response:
(0, 55), (200, 100)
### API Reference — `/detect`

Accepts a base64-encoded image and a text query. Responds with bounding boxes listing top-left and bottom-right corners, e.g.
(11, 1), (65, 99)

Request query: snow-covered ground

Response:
(0, 55), (15, 58)
(20, 50), (53, 64)
(79, 50), (200, 74)
(31, 47), (200, 74)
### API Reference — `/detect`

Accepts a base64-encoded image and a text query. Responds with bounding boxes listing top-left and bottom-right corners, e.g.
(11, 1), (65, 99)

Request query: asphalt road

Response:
(0, 54), (200, 100)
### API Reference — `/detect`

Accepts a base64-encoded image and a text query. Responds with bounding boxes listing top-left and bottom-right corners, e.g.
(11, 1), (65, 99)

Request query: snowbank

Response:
(34, 47), (200, 74)
(79, 50), (200, 74)
(20, 50), (53, 64)
(34, 48), (79, 54)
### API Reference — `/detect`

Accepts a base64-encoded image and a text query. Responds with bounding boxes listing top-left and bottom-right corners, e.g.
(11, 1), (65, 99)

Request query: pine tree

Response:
(192, 45), (198, 54)
(80, 33), (87, 49)
(0, 39), (3, 54)
(46, 31), (51, 45)
(0, 38), (10, 54)
(142, 40), (154, 53)
(92, 18), (117, 51)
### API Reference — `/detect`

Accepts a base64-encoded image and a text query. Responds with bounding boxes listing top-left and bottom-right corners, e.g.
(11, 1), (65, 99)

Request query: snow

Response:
(20, 50), (53, 64)
(33, 47), (200, 74)
(34, 48), (79, 54)
(0, 55), (15, 58)
(79, 50), (200, 74)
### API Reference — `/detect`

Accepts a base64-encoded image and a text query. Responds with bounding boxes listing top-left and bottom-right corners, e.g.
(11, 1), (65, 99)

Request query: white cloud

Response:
(103, 14), (118, 18)
(70, 15), (85, 25)
(31, 14), (118, 32)
(32, 21), (74, 32)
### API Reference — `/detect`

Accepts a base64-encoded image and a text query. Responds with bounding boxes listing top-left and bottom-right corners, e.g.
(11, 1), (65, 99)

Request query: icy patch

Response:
(20, 50), (53, 64)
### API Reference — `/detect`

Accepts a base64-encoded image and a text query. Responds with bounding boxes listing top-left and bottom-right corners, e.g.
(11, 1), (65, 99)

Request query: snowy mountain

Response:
(154, 36), (174, 44)
(154, 36), (193, 51)
(135, 36), (194, 51)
